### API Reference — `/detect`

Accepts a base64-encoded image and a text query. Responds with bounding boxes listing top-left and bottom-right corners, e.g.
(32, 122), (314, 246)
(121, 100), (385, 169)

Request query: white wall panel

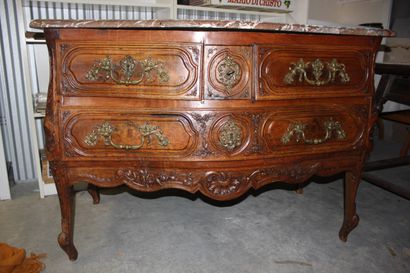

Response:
(0, 125), (11, 200)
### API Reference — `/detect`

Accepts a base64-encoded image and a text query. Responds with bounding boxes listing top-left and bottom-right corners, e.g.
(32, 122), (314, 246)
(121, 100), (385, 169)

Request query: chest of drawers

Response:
(31, 20), (393, 260)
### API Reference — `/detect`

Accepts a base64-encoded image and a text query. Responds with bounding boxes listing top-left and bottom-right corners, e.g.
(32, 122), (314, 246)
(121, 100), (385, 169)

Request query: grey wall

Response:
(0, 0), (35, 182)
(390, 0), (410, 37)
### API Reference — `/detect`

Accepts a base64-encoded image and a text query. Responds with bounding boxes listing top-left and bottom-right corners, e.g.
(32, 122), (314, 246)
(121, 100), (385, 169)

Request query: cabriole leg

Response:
(87, 184), (100, 204)
(54, 171), (78, 261)
(339, 170), (361, 242)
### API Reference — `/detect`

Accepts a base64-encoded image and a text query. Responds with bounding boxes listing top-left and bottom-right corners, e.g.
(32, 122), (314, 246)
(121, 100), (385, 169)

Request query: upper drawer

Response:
(204, 46), (252, 100)
(58, 42), (201, 99)
(257, 46), (371, 100)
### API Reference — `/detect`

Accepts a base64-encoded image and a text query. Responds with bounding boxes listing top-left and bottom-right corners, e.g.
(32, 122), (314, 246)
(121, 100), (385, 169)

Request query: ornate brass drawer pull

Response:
(219, 120), (242, 151)
(84, 121), (169, 150)
(284, 58), (350, 86)
(281, 119), (346, 145)
(85, 55), (169, 86)
(217, 56), (241, 92)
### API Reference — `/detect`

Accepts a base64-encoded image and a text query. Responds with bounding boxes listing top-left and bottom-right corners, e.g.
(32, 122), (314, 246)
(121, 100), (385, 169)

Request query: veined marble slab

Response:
(30, 19), (394, 37)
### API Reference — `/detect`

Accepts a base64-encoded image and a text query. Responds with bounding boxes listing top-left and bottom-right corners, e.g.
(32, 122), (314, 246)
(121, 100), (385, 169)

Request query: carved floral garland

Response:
(76, 162), (322, 198)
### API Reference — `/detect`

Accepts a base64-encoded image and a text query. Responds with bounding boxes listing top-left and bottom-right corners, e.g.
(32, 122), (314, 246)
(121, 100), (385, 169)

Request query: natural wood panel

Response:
(204, 46), (252, 100)
(59, 43), (201, 99)
(261, 104), (367, 155)
(62, 111), (198, 159)
(257, 46), (370, 99)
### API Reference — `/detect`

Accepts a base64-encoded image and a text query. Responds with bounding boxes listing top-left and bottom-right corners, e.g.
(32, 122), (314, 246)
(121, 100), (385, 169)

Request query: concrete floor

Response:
(1, 139), (409, 273)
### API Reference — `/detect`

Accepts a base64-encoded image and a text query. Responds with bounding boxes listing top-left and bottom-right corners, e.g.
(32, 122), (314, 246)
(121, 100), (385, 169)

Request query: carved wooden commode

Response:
(30, 19), (393, 260)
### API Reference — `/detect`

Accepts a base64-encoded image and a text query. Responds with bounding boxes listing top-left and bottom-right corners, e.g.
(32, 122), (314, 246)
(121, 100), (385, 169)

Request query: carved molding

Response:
(74, 162), (324, 200)
(62, 111), (71, 123)
(117, 168), (197, 188)
(258, 80), (265, 96)
(188, 46), (200, 63)
(204, 171), (244, 196)
(187, 87), (198, 97)
(240, 89), (250, 99)
(61, 77), (69, 93)
(64, 141), (79, 157)
(60, 43), (69, 56)
(207, 87), (223, 99)
(207, 47), (218, 57)
(247, 113), (264, 153)
(191, 113), (216, 157)
(240, 47), (252, 59)
(353, 105), (369, 120)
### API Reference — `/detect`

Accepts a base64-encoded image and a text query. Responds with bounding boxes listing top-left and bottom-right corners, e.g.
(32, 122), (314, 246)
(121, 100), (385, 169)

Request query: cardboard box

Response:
(40, 150), (54, 184)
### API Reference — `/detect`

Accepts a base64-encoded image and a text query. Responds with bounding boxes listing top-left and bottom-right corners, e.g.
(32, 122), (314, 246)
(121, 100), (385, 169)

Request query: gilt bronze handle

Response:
(85, 55), (169, 86)
(284, 58), (350, 86)
(84, 121), (169, 150)
(219, 120), (242, 151)
(217, 55), (241, 92)
(281, 119), (346, 145)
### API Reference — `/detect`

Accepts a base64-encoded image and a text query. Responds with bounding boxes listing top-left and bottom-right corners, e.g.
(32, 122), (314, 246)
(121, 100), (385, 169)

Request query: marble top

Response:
(30, 20), (394, 37)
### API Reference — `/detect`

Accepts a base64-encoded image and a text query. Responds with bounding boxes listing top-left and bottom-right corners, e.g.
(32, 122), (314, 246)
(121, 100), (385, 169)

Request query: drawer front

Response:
(59, 43), (201, 99)
(204, 46), (252, 100)
(62, 112), (198, 159)
(260, 104), (367, 156)
(257, 46), (370, 99)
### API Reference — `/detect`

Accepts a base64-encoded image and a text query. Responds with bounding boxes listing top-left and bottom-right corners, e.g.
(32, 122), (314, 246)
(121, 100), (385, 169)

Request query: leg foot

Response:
(87, 184), (100, 204)
(339, 170), (361, 242)
(339, 214), (359, 242)
(295, 184), (304, 194)
(58, 232), (78, 261)
(54, 167), (78, 261)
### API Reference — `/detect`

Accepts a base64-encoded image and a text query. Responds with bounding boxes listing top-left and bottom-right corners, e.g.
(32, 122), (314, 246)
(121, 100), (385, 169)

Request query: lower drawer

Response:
(61, 103), (369, 160)
(62, 112), (198, 158)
